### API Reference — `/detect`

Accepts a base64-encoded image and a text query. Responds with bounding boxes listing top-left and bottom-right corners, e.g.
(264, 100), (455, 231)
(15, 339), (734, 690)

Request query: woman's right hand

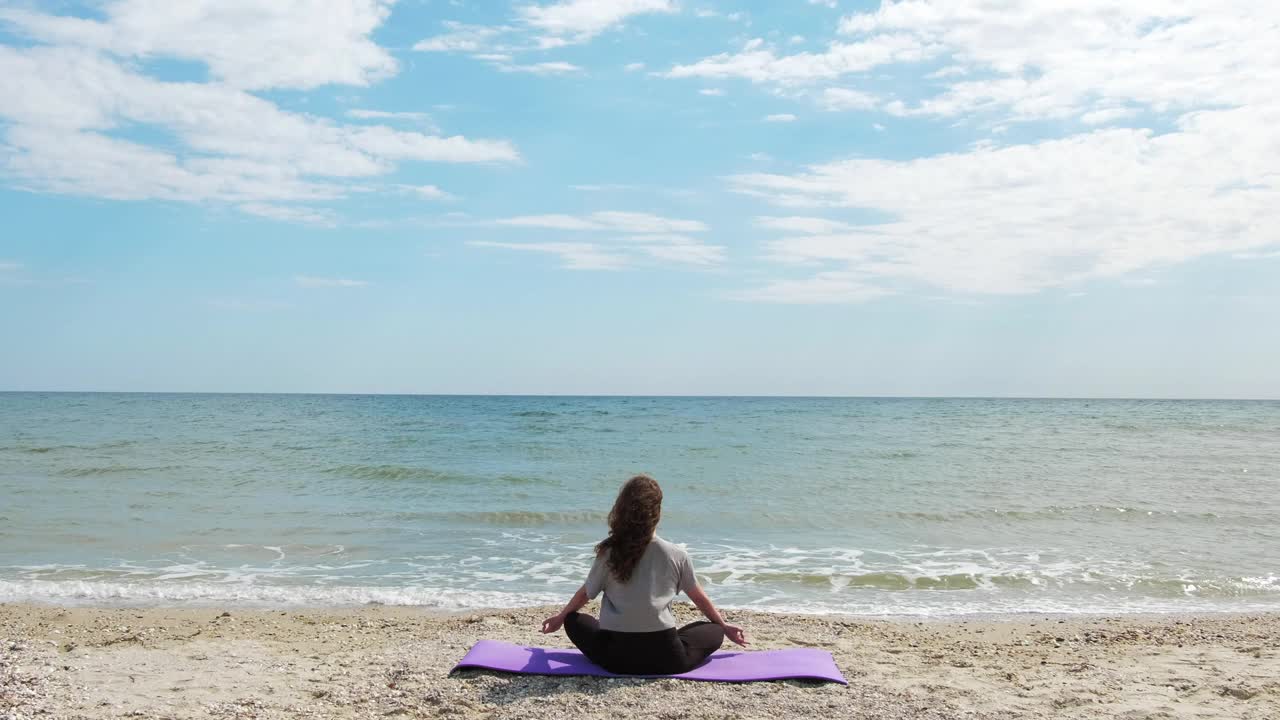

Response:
(721, 622), (748, 647)
(541, 612), (566, 634)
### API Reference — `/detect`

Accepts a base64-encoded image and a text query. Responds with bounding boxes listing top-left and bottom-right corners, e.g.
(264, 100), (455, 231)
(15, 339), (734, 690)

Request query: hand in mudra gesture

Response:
(721, 622), (748, 647)
(540, 613), (566, 634)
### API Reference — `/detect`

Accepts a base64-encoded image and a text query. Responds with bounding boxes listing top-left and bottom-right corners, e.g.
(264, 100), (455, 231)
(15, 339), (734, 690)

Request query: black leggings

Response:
(563, 611), (725, 675)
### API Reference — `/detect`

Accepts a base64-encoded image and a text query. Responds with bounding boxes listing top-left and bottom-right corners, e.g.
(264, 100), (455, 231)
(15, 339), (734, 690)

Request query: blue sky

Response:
(1, 0), (1278, 397)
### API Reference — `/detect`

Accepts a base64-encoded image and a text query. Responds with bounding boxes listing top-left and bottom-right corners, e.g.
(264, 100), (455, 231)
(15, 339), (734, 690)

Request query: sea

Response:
(1, 393), (1277, 617)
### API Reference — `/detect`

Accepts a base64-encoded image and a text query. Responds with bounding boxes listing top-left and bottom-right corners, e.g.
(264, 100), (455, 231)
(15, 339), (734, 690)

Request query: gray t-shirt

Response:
(583, 535), (697, 632)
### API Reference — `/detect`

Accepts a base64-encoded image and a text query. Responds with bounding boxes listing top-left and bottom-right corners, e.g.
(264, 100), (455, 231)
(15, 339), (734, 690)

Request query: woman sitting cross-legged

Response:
(540, 474), (748, 675)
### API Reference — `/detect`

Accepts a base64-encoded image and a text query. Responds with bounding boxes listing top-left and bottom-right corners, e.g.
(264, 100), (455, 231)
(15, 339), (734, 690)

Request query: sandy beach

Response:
(2, 603), (1276, 719)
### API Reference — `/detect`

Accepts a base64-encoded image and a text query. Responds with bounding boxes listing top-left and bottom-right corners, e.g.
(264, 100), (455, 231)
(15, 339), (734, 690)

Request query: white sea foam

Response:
(1241, 574), (1280, 591)
(0, 579), (563, 609)
(3, 578), (1278, 617)
(7, 536), (1278, 617)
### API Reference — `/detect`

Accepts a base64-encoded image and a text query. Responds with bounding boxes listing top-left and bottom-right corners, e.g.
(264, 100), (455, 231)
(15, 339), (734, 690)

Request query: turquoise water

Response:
(1, 393), (1277, 616)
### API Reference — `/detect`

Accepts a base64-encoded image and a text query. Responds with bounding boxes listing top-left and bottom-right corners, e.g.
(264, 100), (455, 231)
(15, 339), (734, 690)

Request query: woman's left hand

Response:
(540, 613), (566, 634)
(721, 622), (748, 647)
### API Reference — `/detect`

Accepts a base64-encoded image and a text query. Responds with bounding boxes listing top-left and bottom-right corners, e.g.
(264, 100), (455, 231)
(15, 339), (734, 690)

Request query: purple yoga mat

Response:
(451, 640), (848, 685)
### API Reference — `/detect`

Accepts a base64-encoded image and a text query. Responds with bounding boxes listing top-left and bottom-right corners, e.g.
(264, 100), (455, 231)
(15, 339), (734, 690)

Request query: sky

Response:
(1, 0), (1278, 398)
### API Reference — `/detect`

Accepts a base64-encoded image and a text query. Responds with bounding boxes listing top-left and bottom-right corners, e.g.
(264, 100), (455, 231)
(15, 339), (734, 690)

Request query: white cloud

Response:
(398, 184), (455, 201)
(534, 37), (572, 51)
(1080, 108), (1139, 126)
(497, 211), (709, 234)
(641, 241), (725, 266)
(732, 104), (1280, 297)
(664, 34), (932, 84)
(659, 3), (1280, 302)
(468, 241), (629, 270)
(692, 8), (748, 23)
(0, 1), (398, 90)
(0, 261), (22, 271)
(497, 214), (603, 231)
(480, 212), (722, 269)
(838, 2), (1280, 122)
(667, 4), (1280, 127)
(1232, 249), (1280, 260)
(730, 272), (891, 304)
(474, 234), (725, 269)
(414, 21), (512, 52)
(1121, 276), (1158, 287)
(755, 216), (854, 234)
(571, 184), (632, 192)
(4, 124), (336, 204)
(295, 275), (370, 288)
(808, 0), (838, 8)
(412, 22), (585, 74)
(927, 65), (967, 79)
(495, 60), (583, 75)
(593, 211), (711, 234)
(344, 126), (518, 164)
(414, 3), (671, 72)
(346, 109), (435, 125)
(565, 184), (698, 200)
(519, 0), (676, 43)
(243, 204), (336, 226)
(0, 45), (517, 221)
(764, 113), (798, 123)
(699, 88), (726, 96)
(820, 87), (878, 111)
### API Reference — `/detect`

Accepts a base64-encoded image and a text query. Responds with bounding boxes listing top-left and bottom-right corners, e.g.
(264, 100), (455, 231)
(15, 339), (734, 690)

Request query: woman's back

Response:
(585, 535), (696, 632)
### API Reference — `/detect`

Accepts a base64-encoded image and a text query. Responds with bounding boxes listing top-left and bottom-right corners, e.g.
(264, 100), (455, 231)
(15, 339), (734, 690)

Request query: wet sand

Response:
(2, 603), (1277, 719)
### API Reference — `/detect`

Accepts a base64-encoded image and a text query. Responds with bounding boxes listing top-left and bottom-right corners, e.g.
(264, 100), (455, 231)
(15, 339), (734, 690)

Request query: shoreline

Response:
(3, 603), (1277, 719)
(6, 597), (1280, 622)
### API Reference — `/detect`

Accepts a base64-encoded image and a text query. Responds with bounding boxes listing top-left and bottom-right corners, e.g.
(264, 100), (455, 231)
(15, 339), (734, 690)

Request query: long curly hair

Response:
(595, 475), (663, 583)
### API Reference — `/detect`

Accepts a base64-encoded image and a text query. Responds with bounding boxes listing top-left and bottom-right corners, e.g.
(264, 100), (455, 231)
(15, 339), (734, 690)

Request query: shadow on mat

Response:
(518, 647), (607, 675)
(453, 648), (659, 706)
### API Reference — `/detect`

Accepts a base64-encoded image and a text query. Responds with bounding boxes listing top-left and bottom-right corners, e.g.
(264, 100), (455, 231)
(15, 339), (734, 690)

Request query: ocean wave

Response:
(0, 579), (563, 609)
(698, 568), (1280, 598)
(702, 570), (1009, 591)
(692, 544), (1280, 600)
(512, 410), (558, 418)
(320, 464), (550, 486)
(496, 474), (554, 485)
(868, 449), (923, 459)
(729, 596), (1280, 617)
(338, 509), (608, 526)
(57, 464), (181, 477)
(321, 464), (461, 482)
(447, 510), (608, 526)
(8, 445), (64, 454)
(885, 506), (1231, 523)
(2, 440), (137, 454)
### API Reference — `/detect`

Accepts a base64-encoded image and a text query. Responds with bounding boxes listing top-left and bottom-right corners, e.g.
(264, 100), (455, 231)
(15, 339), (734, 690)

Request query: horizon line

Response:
(1, 390), (1277, 402)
